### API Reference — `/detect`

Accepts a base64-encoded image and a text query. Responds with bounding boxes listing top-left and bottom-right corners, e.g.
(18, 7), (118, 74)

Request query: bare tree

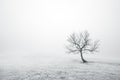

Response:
(66, 31), (99, 63)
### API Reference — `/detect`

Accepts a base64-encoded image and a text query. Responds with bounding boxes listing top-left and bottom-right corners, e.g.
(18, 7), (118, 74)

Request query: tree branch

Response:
(66, 31), (99, 54)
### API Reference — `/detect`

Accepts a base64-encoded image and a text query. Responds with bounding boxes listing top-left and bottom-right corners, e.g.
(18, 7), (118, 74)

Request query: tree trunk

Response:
(80, 51), (87, 63)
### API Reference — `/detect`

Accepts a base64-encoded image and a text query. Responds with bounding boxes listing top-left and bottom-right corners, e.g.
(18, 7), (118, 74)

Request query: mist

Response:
(0, 0), (120, 64)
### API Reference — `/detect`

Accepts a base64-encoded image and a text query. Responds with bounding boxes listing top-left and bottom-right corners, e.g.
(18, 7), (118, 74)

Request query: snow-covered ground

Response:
(0, 55), (120, 80)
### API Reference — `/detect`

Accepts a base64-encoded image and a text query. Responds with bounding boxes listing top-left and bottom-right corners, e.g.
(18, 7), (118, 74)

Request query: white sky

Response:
(0, 0), (120, 61)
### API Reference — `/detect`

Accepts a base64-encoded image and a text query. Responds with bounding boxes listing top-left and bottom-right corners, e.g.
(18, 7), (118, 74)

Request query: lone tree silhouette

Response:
(66, 31), (99, 63)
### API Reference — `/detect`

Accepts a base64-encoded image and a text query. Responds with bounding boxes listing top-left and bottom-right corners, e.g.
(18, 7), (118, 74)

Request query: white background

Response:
(0, 0), (120, 62)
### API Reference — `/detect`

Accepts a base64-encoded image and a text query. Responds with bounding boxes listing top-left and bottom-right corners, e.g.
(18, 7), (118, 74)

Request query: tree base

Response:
(82, 59), (87, 63)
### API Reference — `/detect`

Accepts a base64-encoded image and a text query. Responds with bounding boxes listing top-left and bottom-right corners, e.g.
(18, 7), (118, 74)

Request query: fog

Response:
(0, 0), (120, 64)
